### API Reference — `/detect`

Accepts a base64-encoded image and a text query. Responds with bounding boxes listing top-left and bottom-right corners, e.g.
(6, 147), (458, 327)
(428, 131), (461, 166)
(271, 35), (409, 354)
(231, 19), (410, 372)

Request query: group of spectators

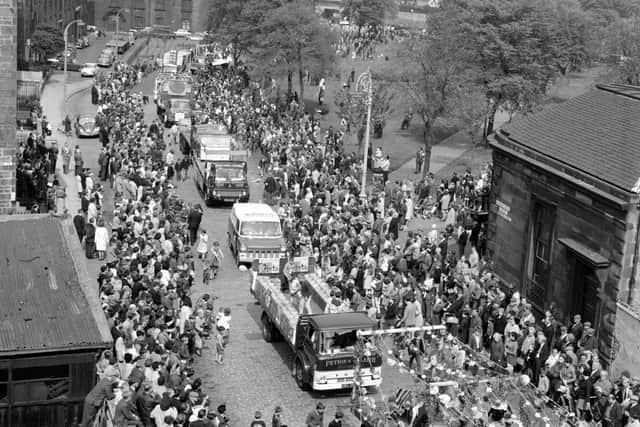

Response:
(75, 63), (232, 427)
(189, 63), (640, 426)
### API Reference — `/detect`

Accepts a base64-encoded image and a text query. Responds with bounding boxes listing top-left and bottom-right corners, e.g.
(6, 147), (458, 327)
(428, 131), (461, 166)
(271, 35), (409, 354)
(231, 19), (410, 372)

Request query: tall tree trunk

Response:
(422, 121), (433, 177)
(485, 105), (498, 136)
(298, 66), (305, 106)
(287, 70), (293, 97)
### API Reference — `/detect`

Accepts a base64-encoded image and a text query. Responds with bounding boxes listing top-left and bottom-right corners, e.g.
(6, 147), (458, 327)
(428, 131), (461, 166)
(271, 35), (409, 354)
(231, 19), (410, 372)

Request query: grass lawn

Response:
(277, 39), (459, 172)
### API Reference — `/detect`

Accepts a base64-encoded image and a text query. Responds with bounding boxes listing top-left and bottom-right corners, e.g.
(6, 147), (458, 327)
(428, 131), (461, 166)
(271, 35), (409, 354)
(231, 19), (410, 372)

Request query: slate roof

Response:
(0, 215), (112, 355)
(496, 84), (640, 193)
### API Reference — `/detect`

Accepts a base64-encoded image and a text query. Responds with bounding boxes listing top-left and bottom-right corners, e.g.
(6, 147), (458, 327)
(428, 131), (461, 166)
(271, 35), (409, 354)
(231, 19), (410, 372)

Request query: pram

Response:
(414, 195), (437, 219)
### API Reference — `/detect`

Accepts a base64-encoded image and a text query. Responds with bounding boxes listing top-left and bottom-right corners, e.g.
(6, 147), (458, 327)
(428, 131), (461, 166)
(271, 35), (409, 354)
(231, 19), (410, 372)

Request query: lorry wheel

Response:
(261, 315), (274, 342)
(294, 359), (309, 390)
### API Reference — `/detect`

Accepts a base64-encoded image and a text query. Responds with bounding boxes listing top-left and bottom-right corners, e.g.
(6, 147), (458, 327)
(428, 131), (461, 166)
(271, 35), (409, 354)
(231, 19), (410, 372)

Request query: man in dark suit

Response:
(73, 209), (86, 242)
(79, 376), (117, 427)
(531, 334), (550, 384)
(571, 314), (584, 343)
(187, 204), (203, 245)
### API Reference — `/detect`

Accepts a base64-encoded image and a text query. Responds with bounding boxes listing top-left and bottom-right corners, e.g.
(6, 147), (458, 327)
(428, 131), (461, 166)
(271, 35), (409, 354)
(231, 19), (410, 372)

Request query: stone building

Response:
(17, 0), (90, 66)
(0, 0), (16, 214)
(94, 0), (210, 34)
(488, 83), (640, 374)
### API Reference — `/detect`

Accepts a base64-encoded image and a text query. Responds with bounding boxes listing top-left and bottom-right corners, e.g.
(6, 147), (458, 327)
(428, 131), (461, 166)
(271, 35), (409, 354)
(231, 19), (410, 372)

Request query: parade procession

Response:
(4, 1), (640, 427)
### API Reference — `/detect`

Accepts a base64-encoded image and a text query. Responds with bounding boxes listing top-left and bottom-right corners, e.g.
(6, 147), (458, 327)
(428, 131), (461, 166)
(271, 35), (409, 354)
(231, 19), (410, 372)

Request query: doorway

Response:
(572, 261), (601, 328)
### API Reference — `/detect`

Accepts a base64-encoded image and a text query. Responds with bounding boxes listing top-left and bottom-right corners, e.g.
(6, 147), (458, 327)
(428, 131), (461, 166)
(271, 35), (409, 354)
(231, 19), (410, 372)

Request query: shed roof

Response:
(0, 215), (112, 356)
(495, 84), (640, 193)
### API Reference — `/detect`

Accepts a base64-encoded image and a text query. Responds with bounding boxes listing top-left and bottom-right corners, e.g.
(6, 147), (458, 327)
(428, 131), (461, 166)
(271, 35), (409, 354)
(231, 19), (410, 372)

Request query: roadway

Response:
(53, 66), (413, 427)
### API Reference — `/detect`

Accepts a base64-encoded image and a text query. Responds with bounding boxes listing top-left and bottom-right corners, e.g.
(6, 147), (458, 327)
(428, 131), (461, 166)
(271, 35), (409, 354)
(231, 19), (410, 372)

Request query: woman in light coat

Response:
(196, 229), (209, 260)
(94, 218), (110, 261)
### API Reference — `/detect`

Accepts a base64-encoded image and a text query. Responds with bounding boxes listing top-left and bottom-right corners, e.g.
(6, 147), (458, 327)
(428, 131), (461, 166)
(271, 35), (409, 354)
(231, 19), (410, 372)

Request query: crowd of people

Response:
(190, 62), (640, 427)
(74, 63), (233, 427)
(58, 41), (640, 426)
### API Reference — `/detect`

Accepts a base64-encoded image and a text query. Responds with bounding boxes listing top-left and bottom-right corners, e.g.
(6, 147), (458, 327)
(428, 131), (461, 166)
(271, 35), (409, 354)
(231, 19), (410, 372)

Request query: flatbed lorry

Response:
(252, 266), (383, 391)
(192, 124), (249, 204)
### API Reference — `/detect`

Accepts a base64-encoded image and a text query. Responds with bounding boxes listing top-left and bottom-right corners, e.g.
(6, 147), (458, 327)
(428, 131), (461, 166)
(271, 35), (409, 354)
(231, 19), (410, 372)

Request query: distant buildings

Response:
(488, 83), (640, 375)
(93, 0), (210, 34)
(17, 0), (90, 66)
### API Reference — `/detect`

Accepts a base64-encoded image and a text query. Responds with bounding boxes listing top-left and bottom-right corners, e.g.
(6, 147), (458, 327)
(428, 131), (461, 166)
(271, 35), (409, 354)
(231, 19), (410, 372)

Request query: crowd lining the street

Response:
(59, 44), (640, 426)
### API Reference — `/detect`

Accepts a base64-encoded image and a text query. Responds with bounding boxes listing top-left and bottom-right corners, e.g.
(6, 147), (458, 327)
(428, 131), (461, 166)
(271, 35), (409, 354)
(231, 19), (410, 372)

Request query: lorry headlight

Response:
(240, 243), (247, 251)
(371, 368), (381, 379)
(317, 375), (327, 384)
(280, 244), (287, 252)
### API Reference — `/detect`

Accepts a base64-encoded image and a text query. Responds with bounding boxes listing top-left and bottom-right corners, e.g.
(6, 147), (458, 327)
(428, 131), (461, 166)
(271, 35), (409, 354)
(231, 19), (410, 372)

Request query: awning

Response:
(558, 237), (610, 268)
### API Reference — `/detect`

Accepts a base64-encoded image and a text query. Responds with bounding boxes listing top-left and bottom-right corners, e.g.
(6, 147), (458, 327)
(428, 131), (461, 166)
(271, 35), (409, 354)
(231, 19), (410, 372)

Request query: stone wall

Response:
(488, 148), (633, 365)
(0, 0), (16, 213)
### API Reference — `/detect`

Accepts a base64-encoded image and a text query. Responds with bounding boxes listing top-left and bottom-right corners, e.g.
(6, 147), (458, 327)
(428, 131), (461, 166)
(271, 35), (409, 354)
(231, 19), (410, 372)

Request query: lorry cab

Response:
(228, 203), (286, 266)
(293, 313), (382, 391)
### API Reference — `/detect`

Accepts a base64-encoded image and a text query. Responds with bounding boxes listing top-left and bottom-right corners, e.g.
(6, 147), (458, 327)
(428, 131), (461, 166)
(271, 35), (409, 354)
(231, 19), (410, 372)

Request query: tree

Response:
(335, 80), (394, 146)
(601, 16), (640, 85)
(342, 0), (398, 31)
(206, 0), (279, 64)
(461, 0), (563, 135)
(252, 0), (336, 102)
(30, 24), (64, 61)
(383, 7), (478, 174)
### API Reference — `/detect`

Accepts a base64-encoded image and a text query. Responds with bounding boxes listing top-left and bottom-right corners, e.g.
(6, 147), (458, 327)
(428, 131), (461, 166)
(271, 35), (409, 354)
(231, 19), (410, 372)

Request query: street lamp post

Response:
(63, 19), (85, 115)
(355, 68), (373, 198)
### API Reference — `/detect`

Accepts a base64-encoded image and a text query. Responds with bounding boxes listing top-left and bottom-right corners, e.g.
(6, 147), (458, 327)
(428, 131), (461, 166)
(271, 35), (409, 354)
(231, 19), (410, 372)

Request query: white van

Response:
(228, 203), (286, 267)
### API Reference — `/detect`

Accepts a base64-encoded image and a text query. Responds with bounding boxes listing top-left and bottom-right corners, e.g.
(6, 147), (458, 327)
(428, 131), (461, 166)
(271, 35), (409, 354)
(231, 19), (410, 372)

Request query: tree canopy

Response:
(251, 0), (336, 100)
(206, 0), (279, 63)
(342, 0), (398, 29)
(381, 6), (479, 174)
(30, 24), (64, 61)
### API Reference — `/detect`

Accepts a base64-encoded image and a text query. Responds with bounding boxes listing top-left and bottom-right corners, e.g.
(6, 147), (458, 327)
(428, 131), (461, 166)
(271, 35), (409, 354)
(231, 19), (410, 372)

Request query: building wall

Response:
(488, 148), (637, 365)
(0, 0), (16, 213)
(93, 0), (207, 32)
(17, 0), (88, 65)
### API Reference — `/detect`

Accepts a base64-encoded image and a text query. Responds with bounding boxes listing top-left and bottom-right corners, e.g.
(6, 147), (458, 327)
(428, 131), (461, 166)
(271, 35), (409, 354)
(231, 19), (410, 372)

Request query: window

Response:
(531, 203), (554, 284)
(0, 369), (7, 406)
(240, 221), (282, 237)
(155, 0), (166, 10)
(154, 11), (166, 25)
(12, 365), (70, 403)
(525, 201), (556, 311)
(319, 331), (357, 355)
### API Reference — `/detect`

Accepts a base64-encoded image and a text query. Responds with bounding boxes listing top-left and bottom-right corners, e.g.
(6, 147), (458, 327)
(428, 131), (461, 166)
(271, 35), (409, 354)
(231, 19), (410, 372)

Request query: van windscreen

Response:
(240, 221), (281, 237)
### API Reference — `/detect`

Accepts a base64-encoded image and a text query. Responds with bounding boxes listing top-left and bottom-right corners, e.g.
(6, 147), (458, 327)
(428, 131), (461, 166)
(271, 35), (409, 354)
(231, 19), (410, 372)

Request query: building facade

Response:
(0, 215), (112, 427)
(17, 0), (90, 65)
(0, 1), (16, 213)
(488, 84), (640, 374)
(94, 0), (209, 34)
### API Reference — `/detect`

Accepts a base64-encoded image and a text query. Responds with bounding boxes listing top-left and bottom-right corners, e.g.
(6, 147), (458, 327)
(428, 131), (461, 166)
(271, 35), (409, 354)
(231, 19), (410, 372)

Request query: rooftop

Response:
(494, 83), (640, 193)
(0, 216), (112, 356)
(233, 203), (279, 219)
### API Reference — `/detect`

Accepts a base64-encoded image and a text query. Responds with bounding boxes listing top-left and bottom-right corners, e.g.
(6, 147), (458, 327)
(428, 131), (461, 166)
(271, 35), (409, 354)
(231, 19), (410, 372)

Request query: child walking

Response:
(215, 325), (225, 365)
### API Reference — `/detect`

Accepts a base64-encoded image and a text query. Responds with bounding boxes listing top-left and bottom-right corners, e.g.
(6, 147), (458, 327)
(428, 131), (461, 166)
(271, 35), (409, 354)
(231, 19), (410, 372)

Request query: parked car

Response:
(189, 32), (205, 42)
(174, 28), (191, 38)
(75, 114), (100, 137)
(97, 54), (113, 68)
(51, 60), (83, 71)
(80, 63), (98, 77)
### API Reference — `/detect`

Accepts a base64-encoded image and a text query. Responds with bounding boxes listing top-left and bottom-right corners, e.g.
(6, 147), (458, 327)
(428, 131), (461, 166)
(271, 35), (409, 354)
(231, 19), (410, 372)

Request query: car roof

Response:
(232, 203), (279, 221)
(307, 312), (377, 331)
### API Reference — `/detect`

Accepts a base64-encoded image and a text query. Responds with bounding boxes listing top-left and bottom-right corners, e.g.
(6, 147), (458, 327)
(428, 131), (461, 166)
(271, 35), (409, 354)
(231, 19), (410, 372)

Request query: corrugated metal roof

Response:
(497, 84), (640, 193)
(0, 215), (112, 355)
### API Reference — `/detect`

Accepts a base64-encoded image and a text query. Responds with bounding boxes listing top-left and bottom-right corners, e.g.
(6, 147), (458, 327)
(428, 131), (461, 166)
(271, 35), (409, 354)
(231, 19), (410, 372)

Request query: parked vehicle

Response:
(174, 28), (191, 38)
(97, 54), (113, 68)
(75, 114), (100, 137)
(80, 63), (98, 77)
